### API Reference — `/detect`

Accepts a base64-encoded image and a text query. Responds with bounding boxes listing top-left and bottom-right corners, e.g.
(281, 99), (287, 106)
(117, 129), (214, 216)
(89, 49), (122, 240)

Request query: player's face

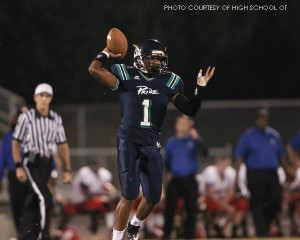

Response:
(144, 56), (162, 72)
(89, 164), (100, 173)
(175, 117), (192, 135)
(255, 116), (268, 130)
(216, 158), (230, 175)
(34, 93), (52, 110)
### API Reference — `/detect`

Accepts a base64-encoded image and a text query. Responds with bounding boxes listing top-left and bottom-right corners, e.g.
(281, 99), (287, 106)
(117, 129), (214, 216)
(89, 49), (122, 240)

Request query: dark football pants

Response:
(19, 156), (53, 240)
(163, 175), (199, 239)
(117, 138), (163, 204)
(8, 171), (27, 236)
(247, 169), (282, 237)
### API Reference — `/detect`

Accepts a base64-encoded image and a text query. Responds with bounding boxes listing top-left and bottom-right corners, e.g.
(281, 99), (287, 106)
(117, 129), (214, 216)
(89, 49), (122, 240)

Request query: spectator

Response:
(0, 107), (28, 237)
(163, 115), (207, 239)
(201, 156), (236, 238)
(58, 160), (117, 235)
(235, 108), (287, 237)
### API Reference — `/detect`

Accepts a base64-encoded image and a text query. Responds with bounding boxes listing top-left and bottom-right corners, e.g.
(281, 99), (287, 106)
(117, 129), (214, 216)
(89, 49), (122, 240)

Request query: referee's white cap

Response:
(34, 83), (53, 96)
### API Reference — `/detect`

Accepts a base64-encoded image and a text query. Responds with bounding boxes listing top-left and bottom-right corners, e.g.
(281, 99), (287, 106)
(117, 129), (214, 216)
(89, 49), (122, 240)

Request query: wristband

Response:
(94, 51), (109, 64)
(194, 85), (205, 96)
(64, 168), (72, 173)
(15, 162), (23, 169)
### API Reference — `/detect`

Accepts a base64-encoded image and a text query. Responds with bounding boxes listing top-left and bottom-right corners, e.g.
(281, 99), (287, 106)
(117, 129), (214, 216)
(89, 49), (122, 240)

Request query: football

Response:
(106, 28), (128, 59)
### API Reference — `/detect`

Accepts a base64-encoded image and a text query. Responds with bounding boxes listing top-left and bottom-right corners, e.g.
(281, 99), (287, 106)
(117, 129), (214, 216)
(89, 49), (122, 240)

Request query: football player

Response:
(201, 156), (236, 238)
(88, 39), (215, 240)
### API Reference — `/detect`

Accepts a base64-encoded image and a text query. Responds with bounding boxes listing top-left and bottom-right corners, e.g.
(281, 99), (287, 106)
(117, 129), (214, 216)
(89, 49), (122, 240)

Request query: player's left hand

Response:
(197, 66), (215, 86)
(63, 171), (72, 184)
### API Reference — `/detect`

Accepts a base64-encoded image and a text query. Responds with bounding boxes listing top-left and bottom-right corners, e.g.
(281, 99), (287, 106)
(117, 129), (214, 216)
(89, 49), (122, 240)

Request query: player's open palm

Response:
(197, 66), (215, 86)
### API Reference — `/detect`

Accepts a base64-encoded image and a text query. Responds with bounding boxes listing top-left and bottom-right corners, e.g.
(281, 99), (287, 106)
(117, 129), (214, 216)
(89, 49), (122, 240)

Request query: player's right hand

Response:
(16, 167), (27, 183)
(103, 47), (122, 59)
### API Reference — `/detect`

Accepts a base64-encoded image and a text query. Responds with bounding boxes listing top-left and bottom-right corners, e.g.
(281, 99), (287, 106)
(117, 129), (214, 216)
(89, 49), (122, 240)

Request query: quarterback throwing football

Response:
(89, 39), (215, 240)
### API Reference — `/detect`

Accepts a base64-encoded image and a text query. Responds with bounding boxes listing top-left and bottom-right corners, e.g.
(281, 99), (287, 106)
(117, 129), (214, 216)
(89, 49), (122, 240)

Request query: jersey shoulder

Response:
(78, 166), (90, 175)
(265, 126), (281, 139)
(161, 71), (184, 90)
(98, 167), (112, 182)
(242, 126), (256, 138)
(203, 165), (217, 177)
(166, 135), (177, 145)
(110, 64), (138, 81)
(225, 166), (236, 178)
(49, 110), (63, 122)
(19, 109), (35, 123)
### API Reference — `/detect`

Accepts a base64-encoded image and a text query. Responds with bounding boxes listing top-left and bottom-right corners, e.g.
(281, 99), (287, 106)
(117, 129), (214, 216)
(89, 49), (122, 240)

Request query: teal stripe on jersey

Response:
(120, 64), (130, 80)
(115, 64), (125, 80)
(171, 76), (181, 89)
(166, 73), (176, 87)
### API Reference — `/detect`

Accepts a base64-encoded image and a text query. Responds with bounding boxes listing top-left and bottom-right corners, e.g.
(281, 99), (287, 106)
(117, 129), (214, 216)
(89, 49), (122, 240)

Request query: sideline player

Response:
(58, 160), (117, 234)
(88, 39), (215, 240)
(201, 156), (236, 238)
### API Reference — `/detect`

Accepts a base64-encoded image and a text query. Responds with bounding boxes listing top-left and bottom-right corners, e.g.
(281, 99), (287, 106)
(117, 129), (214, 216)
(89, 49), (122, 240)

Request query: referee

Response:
(12, 83), (72, 240)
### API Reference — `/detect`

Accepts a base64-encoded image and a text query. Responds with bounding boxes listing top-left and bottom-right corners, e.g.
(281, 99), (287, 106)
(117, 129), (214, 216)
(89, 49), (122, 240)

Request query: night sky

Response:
(0, 0), (299, 105)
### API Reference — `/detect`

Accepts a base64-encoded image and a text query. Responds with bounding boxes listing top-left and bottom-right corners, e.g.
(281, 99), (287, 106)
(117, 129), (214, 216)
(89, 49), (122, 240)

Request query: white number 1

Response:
(141, 99), (152, 127)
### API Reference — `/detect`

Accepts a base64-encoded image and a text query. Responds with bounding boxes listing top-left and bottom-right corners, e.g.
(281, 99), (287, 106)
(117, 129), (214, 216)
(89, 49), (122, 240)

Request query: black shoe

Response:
(214, 224), (225, 238)
(127, 222), (140, 240)
(232, 225), (238, 238)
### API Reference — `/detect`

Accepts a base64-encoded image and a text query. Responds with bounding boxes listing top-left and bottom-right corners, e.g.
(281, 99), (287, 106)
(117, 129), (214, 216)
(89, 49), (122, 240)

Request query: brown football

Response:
(106, 28), (128, 59)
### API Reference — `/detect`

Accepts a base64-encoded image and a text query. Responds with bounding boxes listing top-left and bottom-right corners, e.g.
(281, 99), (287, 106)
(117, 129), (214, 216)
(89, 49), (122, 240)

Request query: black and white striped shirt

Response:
(13, 108), (67, 157)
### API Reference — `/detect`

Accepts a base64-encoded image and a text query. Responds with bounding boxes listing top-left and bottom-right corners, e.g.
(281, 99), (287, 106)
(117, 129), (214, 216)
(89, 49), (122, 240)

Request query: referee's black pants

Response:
(247, 169), (282, 237)
(163, 174), (199, 239)
(19, 156), (53, 240)
(8, 171), (28, 235)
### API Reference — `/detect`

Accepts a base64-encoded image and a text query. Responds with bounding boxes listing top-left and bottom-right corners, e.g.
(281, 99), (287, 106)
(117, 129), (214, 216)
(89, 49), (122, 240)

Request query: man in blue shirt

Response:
(235, 109), (286, 237)
(163, 115), (207, 239)
(0, 107), (28, 236)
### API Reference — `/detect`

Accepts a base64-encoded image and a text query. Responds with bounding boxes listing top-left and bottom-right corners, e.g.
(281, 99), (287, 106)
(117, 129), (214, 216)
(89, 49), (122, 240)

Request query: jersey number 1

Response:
(141, 99), (152, 127)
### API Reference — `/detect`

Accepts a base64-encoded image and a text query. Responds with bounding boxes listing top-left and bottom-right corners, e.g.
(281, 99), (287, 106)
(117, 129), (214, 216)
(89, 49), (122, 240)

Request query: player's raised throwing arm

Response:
(88, 48), (121, 89)
(171, 67), (215, 117)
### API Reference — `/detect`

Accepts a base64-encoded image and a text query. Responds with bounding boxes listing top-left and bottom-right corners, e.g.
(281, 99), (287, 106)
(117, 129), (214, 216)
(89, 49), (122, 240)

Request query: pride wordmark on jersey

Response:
(137, 86), (160, 95)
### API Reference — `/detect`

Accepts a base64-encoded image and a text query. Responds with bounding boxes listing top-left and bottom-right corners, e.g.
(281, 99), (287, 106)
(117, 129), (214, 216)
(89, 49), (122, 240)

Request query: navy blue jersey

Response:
(110, 64), (184, 145)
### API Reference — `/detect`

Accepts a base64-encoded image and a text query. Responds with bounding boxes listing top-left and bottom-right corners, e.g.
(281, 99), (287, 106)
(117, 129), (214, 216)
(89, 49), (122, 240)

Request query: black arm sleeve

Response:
(173, 86), (205, 117)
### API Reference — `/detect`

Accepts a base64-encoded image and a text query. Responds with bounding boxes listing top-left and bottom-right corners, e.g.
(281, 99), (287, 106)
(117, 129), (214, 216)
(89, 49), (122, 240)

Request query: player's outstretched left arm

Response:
(171, 66), (215, 117)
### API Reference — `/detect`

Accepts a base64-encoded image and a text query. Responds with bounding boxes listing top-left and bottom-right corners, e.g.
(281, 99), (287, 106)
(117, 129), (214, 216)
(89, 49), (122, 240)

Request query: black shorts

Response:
(117, 137), (163, 204)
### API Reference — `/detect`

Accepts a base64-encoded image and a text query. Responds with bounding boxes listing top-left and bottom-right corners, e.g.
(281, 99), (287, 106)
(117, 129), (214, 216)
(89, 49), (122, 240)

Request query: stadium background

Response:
(0, 0), (300, 238)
